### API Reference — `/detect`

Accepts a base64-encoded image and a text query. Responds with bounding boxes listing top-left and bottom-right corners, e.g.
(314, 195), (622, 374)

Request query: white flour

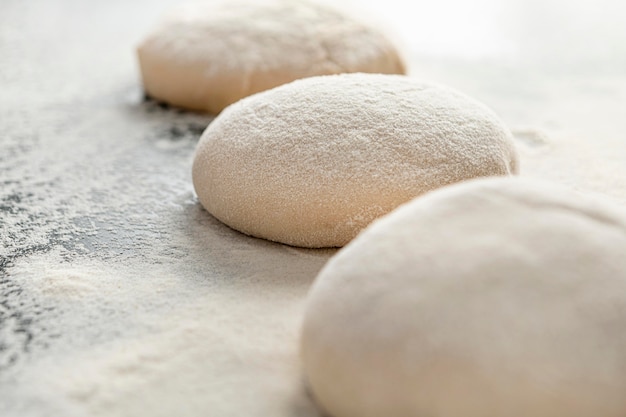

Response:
(4, 248), (329, 417)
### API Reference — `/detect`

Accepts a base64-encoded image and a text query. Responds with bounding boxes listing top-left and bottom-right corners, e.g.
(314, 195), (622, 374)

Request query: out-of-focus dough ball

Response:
(302, 177), (626, 417)
(137, 0), (406, 113)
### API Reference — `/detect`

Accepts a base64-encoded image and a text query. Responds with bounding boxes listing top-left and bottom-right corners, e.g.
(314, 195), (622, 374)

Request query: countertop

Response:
(2, 0), (626, 416)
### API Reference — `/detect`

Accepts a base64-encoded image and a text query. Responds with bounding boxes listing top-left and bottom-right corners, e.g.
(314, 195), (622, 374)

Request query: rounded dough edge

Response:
(137, 0), (406, 113)
(301, 176), (626, 417)
(192, 73), (519, 248)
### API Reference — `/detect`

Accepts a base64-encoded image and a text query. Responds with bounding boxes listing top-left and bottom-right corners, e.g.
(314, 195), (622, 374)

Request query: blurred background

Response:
(362, 0), (626, 74)
(3, 0), (625, 133)
(3, 0), (626, 88)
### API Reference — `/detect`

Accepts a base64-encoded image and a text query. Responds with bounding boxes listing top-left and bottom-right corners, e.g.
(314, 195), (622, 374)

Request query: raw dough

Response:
(301, 177), (626, 417)
(136, 0), (406, 113)
(192, 73), (518, 248)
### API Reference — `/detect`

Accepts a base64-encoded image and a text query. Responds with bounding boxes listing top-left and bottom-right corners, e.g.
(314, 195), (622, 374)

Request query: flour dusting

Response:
(193, 73), (517, 248)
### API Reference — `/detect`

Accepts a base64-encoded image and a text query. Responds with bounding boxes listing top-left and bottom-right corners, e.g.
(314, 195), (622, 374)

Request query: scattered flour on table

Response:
(0, 95), (331, 417)
(3, 242), (331, 417)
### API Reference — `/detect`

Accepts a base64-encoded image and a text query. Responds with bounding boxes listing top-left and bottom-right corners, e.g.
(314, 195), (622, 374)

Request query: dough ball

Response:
(137, 0), (406, 113)
(192, 73), (518, 248)
(301, 177), (626, 417)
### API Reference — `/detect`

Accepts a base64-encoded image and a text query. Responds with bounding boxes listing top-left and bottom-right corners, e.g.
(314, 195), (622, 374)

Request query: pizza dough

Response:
(136, 0), (406, 113)
(192, 73), (518, 248)
(301, 177), (626, 417)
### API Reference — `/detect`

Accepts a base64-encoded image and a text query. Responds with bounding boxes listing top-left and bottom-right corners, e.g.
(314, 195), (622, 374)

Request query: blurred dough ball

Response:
(192, 73), (517, 248)
(302, 177), (626, 417)
(137, 0), (406, 113)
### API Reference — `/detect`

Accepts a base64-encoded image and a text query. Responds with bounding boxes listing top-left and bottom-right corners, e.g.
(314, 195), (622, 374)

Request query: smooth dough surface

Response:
(137, 0), (406, 113)
(301, 177), (626, 417)
(192, 73), (518, 248)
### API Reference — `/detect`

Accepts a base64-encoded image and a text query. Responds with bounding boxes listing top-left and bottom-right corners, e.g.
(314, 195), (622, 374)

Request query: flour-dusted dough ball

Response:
(192, 73), (518, 248)
(302, 177), (626, 417)
(137, 0), (406, 113)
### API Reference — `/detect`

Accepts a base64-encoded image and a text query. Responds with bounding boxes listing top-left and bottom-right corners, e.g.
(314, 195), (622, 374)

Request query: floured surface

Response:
(2, 0), (626, 416)
(2, 250), (327, 417)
